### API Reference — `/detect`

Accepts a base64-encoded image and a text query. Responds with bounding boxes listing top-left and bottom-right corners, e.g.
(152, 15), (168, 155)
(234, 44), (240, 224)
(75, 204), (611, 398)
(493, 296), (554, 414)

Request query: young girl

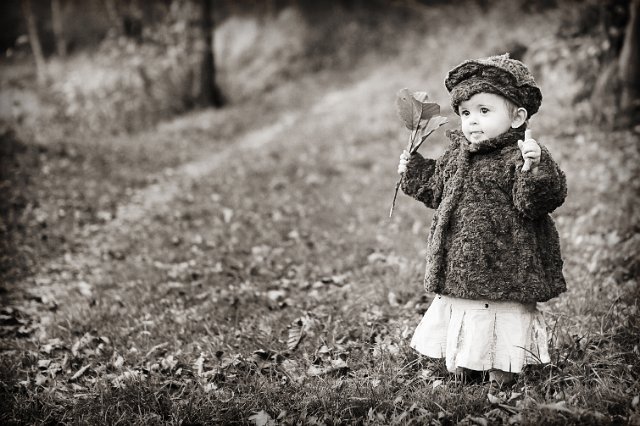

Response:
(397, 54), (567, 386)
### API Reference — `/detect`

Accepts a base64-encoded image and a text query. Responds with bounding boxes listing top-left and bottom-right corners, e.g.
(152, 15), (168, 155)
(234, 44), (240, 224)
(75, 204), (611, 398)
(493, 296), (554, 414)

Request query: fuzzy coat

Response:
(401, 127), (567, 303)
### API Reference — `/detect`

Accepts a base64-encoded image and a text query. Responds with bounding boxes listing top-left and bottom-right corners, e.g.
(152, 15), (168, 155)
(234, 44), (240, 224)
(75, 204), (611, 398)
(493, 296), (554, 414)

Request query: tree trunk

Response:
(618, 0), (640, 125)
(22, 0), (47, 85)
(199, 0), (224, 108)
(51, 0), (67, 57)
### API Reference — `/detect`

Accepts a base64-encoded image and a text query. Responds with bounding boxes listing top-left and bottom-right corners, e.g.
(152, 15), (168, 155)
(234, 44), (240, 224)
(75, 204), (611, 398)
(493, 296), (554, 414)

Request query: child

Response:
(397, 54), (567, 386)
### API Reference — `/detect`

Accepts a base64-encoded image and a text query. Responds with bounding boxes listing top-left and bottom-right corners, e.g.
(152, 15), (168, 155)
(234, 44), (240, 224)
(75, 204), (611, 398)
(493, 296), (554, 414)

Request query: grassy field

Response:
(1, 3), (639, 425)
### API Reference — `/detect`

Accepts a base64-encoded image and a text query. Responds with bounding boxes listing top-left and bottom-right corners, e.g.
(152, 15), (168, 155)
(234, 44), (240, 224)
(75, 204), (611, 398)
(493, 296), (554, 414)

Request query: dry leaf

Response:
(194, 352), (205, 377)
(287, 318), (304, 351)
(38, 359), (52, 369)
(413, 91), (429, 102)
(70, 363), (92, 381)
(145, 342), (168, 359)
(420, 102), (440, 121)
(411, 116), (448, 154)
(487, 393), (503, 404)
(395, 88), (423, 131)
(113, 354), (125, 369)
(248, 410), (276, 426)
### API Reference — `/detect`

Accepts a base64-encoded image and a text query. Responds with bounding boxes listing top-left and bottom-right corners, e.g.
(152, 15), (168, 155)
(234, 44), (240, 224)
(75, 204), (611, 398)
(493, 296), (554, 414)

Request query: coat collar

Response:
(448, 127), (526, 154)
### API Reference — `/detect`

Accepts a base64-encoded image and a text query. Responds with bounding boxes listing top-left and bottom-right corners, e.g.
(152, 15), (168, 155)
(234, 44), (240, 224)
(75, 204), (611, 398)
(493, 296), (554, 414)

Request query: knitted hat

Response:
(445, 53), (542, 117)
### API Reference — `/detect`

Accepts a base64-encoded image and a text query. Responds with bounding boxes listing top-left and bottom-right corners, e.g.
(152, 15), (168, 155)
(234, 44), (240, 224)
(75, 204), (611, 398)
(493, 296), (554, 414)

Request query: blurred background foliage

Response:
(0, 0), (638, 282)
(0, 0), (638, 138)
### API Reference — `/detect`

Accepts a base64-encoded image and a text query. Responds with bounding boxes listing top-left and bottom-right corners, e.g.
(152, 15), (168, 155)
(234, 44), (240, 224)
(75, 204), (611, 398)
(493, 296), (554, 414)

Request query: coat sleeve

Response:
(512, 145), (567, 218)
(400, 145), (453, 209)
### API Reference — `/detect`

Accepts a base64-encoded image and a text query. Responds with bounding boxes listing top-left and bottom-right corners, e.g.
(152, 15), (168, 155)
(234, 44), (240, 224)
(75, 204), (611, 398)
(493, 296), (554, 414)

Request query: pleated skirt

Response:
(410, 294), (550, 373)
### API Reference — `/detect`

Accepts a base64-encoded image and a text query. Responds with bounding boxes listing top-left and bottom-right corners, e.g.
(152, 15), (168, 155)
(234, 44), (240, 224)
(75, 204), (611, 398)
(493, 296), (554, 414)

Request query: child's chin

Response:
(467, 134), (487, 143)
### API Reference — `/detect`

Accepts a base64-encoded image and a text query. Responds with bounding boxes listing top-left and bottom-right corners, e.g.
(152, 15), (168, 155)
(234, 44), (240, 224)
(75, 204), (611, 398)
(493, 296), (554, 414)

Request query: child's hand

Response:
(517, 129), (541, 172)
(398, 150), (410, 174)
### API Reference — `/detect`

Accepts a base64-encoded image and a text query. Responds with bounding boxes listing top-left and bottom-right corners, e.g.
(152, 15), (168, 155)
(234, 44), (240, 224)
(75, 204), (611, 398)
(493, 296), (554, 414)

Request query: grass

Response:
(1, 2), (639, 424)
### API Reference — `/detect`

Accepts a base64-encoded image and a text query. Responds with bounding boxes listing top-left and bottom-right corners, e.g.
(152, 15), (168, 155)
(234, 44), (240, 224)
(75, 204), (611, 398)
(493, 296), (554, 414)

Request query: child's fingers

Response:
(519, 140), (540, 154)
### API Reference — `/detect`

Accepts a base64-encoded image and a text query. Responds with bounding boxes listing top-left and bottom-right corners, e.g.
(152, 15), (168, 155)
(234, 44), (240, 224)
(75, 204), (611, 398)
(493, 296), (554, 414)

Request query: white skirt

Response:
(410, 294), (550, 373)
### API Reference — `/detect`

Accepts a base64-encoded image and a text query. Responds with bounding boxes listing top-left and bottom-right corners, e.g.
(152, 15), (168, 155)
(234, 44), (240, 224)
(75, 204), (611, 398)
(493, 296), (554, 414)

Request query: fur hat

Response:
(445, 53), (542, 117)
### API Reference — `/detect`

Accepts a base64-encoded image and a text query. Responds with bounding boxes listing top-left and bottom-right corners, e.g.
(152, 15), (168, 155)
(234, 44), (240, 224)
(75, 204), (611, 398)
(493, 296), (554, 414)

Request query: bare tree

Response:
(199, 0), (224, 107)
(618, 0), (640, 125)
(51, 0), (67, 57)
(21, 0), (47, 85)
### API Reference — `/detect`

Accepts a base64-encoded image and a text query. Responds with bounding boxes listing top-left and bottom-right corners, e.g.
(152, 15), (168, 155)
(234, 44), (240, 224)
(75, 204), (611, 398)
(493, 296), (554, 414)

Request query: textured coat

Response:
(401, 127), (567, 303)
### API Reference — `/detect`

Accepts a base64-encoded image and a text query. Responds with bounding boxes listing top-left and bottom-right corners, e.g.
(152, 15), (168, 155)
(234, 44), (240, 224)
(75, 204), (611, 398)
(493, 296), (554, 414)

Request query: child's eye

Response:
(480, 107), (489, 114)
(461, 110), (470, 116)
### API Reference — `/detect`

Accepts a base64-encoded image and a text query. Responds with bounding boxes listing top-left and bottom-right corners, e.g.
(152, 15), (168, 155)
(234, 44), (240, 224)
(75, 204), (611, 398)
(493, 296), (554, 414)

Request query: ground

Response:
(1, 3), (639, 425)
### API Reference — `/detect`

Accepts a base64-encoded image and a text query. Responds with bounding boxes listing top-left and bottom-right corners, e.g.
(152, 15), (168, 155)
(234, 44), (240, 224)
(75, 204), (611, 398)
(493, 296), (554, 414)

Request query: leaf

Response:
(538, 401), (574, 413)
(306, 359), (348, 377)
(194, 352), (205, 377)
(145, 342), (169, 359)
(113, 354), (125, 369)
(411, 116), (449, 154)
(287, 318), (304, 351)
(71, 333), (95, 357)
(77, 281), (93, 297)
(249, 410), (276, 426)
(41, 338), (64, 354)
(487, 393), (502, 404)
(38, 359), (52, 369)
(395, 88), (423, 131)
(420, 102), (440, 121)
(70, 363), (92, 381)
(413, 91), (429, 102)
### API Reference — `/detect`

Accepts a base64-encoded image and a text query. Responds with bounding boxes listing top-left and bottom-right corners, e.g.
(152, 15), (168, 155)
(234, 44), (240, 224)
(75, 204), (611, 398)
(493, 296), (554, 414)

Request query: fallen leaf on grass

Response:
(249, 410), (276, 426)
(280, 359), (304, 383)
(287, 318), (304, 351)
(388, 291), (399, 307)
(35, 373), (49, 386)
(194, 352), (205, 377)
(508, 392), (522, 402)
(70, 363), (92, 381)
(38, 359), (52, 369)
(537, 401), (574, 413)
(76, 281), (93, 297)
(307, 359), (348, 377)
(41, 338), (64, 354)
(145, 342), (169, 359)
(487, 393), (505, 404)
(71, 333), (94, 356)
(112, 354), (125, 369)
(467, 416), (489, 426)
(160, 354), (178, 371)
(112, 370), (146, 388)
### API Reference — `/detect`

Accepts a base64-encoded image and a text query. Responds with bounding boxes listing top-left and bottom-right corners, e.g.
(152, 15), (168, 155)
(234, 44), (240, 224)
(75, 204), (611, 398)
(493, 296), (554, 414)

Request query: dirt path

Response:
(5, 67), (395, 310)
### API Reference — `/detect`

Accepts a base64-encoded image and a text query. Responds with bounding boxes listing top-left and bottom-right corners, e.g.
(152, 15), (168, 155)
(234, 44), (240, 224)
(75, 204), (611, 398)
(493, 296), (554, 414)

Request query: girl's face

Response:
(458, 93), (522, 143)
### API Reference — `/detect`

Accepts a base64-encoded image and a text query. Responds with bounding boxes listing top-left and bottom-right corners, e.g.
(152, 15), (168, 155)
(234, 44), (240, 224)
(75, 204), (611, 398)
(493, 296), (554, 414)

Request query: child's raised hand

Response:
(398, 150), (410, 174)
(517, 129), (541, 172)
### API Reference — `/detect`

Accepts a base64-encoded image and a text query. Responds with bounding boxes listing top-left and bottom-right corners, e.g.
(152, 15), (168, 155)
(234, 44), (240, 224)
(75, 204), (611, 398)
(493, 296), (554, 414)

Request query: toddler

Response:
(397, 54), (567, 386)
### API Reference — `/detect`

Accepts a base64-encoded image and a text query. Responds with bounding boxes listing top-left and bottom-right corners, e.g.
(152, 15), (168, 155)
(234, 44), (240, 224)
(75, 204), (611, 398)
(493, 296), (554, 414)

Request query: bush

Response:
(45, 2), (202, 136)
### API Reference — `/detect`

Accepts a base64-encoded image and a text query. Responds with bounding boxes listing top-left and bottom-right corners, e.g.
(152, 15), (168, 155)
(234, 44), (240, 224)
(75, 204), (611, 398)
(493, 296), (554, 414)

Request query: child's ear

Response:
(511, 107), (528, 128)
